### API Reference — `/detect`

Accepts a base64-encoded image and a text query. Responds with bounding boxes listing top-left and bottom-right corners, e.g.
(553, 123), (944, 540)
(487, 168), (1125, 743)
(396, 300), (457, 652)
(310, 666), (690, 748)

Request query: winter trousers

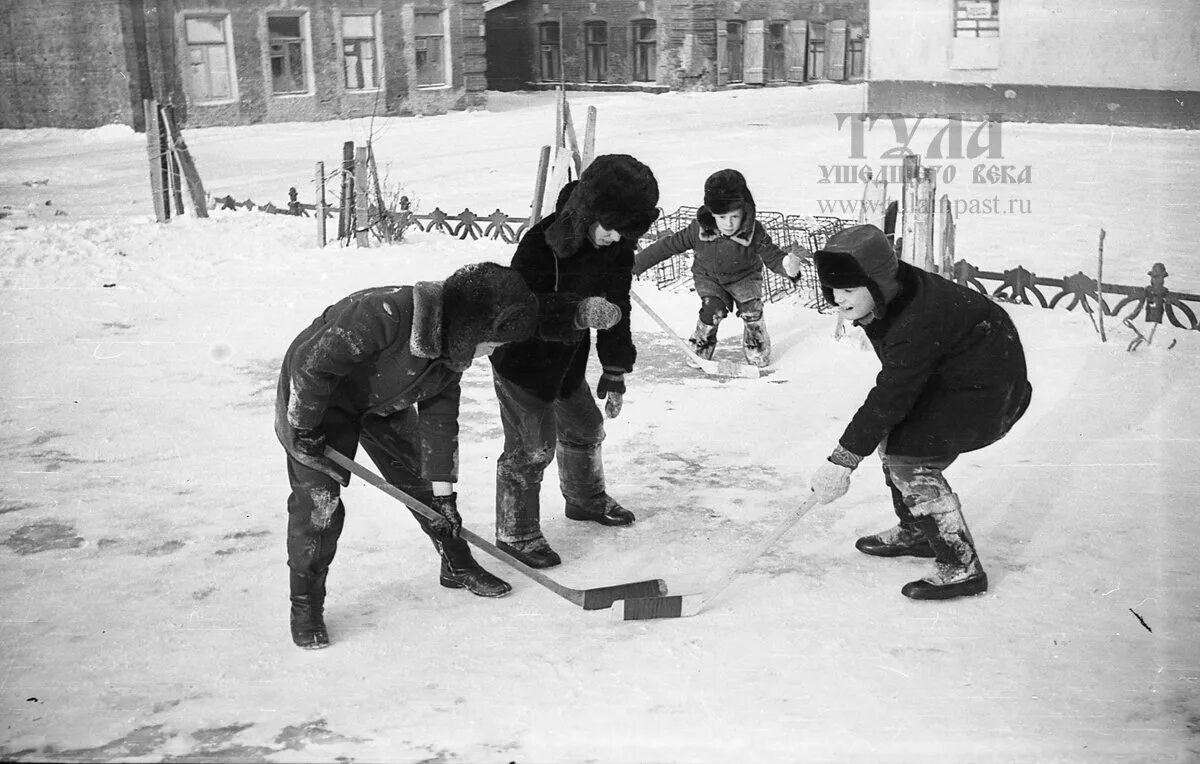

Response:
(285, 402), (475, 585)
(693, 272), (765, 323)
(878, 448), (959, 522)
(492, 370), (606, 544)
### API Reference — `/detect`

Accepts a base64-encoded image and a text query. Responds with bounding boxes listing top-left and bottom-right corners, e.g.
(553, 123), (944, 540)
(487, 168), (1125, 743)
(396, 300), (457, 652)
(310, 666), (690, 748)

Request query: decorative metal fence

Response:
(210, 190), (1200, 332)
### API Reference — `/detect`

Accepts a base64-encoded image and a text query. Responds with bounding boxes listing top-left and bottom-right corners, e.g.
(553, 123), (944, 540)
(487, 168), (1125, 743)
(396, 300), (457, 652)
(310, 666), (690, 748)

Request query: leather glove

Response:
(575, 297), (621, 330)
(810, 445), (865, 504)
(293, 428), (350, 486)
(596, 366), (626, 419)
(429, 493), (462, 539)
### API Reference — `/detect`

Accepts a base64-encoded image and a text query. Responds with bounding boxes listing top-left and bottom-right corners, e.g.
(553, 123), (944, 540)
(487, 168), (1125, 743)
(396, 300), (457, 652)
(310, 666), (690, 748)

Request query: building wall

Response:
(868, 0), (1200, 127)
(487, 0), (865, 92)
(0, 0), (139, 128)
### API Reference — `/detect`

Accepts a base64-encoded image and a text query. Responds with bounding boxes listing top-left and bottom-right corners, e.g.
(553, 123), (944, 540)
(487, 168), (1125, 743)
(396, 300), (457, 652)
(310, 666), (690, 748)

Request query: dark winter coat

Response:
(275, 286), (463, 482)
(840, 261), (1032, 458)
(633, 215), (791, 285)
(489, 181), (638, 402)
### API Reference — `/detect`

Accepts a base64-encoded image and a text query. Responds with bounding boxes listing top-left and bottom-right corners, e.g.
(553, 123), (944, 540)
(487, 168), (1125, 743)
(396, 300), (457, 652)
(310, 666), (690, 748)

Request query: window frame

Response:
(341, 12), (382, 91)
(725, 20), (745, 84)
(954, 0), (1000, 38)
(584, 21), (608, 84)
(631, 19), (657, 83)
(183, 13), (238, 105)
(267, 11), (313, 96)
(538, 21), (561, 82)
(414, 9), (449, 88)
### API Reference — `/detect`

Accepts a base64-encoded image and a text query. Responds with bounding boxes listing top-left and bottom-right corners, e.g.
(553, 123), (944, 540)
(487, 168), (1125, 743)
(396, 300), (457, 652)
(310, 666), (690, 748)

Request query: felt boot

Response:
(289, 569), (330, 650)
(742, 314), (771, 367)
(688, 318), (720, 361)
(901, 495), (988, 600)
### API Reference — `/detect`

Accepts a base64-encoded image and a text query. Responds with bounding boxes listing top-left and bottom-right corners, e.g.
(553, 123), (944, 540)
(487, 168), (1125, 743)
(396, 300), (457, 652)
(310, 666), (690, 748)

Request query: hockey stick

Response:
(629, 288), (761, 379)
(615, 493), (820, 621)
(326, 449), (668, 610)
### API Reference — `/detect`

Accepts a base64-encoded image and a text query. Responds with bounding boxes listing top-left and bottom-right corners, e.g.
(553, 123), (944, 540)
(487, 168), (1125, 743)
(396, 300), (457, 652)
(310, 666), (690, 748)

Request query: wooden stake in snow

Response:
(315, 161), (327, 247)
(530, 145), (551, 224)
(1097, 228), (1107, 342)
(337, 141), (354, 242)
(354, 146), (370, 247)
(142, 99), (167, 223)
(159, 104), (208, 219)
(582, 105), (597, 171)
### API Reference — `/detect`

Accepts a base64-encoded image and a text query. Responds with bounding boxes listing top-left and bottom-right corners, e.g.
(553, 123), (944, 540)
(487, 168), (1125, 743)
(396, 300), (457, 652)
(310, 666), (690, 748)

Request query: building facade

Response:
(867, 0), (1200, 128)
(0, 0), (488, 129)
(484, 0), (867, 92)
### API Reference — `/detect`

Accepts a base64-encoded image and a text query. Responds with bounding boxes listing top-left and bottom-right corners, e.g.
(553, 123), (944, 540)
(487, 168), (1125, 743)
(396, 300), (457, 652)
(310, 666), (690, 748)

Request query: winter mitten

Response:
(293, 428), (349, 486)
(429, 493), (463, 539)
(596, 366), (626, 419)
(575, 297), (621, 330)
(783, 253), (804, 279)
(810, 445), (864, 504)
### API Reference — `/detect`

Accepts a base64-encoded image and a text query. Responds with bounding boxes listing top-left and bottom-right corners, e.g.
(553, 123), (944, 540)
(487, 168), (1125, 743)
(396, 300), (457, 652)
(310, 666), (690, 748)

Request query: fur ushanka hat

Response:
(433, 262), (538, 363)
(544, 154), (660, 258)
(814, 224), (902, 315)
(698, 168), (756, 239)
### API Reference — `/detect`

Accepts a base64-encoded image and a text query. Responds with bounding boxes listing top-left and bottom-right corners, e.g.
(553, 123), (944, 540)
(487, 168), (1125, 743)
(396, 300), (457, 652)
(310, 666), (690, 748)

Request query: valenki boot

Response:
(289, 569), (330, 649)
(495, 468), (561, 568)
(557, 441), (635, 527)
(436, 537), (512, 597)
(688, 318), (721, 360)
(741, 314), (772, 367)
(901, 494), (988, 600)
(855, 483), (936, 558)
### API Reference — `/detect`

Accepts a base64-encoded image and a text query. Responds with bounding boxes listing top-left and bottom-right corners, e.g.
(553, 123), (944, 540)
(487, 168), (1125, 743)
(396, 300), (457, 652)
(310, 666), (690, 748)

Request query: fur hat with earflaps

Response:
(412, 262), (539, 366)
(698, 168), (757, 240)
(544, 154), (660, 259)
(814, 224), (902, 318)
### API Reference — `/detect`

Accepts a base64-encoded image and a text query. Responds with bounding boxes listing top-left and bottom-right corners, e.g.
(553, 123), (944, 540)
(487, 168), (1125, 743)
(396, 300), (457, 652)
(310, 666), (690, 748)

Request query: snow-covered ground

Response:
(0, 85), (1197, 763)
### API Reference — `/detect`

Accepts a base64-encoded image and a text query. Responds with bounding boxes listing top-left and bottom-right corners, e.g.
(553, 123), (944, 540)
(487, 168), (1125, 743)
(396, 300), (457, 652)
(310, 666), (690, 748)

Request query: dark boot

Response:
(856, 480), (935, 558)
(437, 537), (512, 597)
(557, 441), (635, 527)
(289, 569), (330, 649)
(901, 500), (988, 600)
(741, 315), (771, 368)
(495, 536), (562, 569)
(688, 318), (720, 360)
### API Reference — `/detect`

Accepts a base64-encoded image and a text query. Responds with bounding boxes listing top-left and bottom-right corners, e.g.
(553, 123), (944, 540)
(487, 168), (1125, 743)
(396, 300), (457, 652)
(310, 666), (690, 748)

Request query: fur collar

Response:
(410, 281), (444, 358)
(697, 206), (756, 246)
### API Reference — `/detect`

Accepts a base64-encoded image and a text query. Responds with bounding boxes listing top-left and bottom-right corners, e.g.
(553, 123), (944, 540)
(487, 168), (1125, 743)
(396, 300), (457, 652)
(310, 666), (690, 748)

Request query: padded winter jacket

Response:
(489, 182), (638, 402)
(841, 262), (1032, 458)
(633, 217), (792, 284)
(274, 285), (463, 483)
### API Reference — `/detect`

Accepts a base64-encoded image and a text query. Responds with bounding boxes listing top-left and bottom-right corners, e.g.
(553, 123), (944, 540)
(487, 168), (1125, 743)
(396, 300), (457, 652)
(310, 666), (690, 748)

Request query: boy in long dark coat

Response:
(488, 154), (660, 568)
(275, 262), (539, 649)
(809, 224), (1032, 600)
(633, 169), (805, 367)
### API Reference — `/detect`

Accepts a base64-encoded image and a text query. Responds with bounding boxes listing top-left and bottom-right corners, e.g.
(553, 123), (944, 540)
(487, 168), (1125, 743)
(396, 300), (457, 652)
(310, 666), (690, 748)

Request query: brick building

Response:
(484, 0), (867, 92)
(0, 0), (488, 129)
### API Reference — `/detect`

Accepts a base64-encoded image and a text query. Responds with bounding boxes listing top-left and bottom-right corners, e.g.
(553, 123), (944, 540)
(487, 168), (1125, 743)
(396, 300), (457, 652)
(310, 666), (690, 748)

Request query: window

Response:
(584, 22), (607, 83)
(726, 21), (744, 83)
(268, 14), (309, 94)
(184, 15), (235, 102)
(848, 24), (865, 79)
(807, 22), (826, 80)
(539, 22), (560, 81)
(632, 20), (657, 82)
(954, 0), (999, 37)
(415, 11), (446, 86)
(342, 14), (379, 90)
(767, 22), (787, 81)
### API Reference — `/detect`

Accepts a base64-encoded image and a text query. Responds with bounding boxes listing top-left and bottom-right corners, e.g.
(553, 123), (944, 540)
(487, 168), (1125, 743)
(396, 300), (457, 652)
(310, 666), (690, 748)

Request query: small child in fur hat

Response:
(275, 261), (540, 649)
(633, 168), (806, 367)
(809, 224), (1033, 601)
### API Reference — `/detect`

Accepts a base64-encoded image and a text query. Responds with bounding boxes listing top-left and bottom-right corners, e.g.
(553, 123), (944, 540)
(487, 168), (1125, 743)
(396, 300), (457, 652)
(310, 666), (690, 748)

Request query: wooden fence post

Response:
(582, 105), (597, 171)
(937, 194), (955, 277)
(355, 146), (370, 247)
(530, 145), (551, 224)
(899, 153), (921, 263)
(315, 161), (327, 247)
(159, 104), (209, 218)
(338, 141), (355, 241)
(914, 167), (936, 272)
(142, 99), (167, 222)
(1097, 229), (1107, 342)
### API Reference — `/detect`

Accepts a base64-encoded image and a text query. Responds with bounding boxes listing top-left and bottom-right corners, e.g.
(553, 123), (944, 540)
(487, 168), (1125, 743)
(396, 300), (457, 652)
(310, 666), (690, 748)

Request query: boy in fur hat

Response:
(809, 224), (1032, 600)
(275, 261), (539, 649)
(633, 168), (806, 367)
(488, 154), (660, 568)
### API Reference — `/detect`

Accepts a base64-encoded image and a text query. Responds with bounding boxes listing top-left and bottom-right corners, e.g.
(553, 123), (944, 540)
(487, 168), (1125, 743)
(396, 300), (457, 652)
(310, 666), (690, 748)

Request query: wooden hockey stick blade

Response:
(630, 289), (760, 379)
(326, 449), (667, 609)
(616, 493), (821, 621)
